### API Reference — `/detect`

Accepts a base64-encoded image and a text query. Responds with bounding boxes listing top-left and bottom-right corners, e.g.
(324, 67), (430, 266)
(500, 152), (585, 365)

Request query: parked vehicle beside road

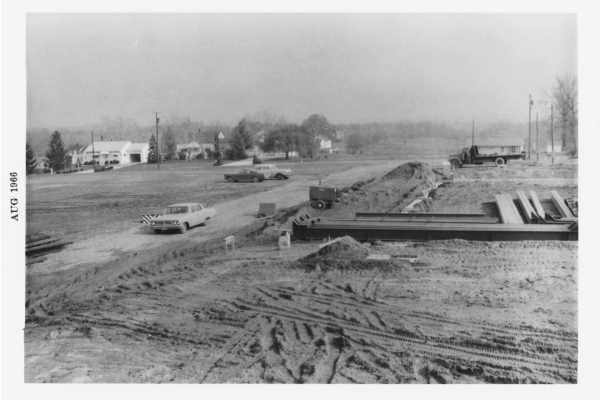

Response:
(254, 164), (293, 180)
(149, 203), (217, 234)
(448, 145), (526, 168)
(309, 186), (341, 210)
(224, 169), (266, 183)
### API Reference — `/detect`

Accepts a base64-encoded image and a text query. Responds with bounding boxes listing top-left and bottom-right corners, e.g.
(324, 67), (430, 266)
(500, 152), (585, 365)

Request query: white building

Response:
(66, 144), (87, 166)
(82, 141), (149, 164)
(470, 138), (524, 155)
(127, 143), (149, 163)
(315, 135), (333, 152)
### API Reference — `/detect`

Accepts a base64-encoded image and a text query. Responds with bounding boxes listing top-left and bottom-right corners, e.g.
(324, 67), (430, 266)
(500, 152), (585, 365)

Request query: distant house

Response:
(469, 138), (524, 155)
(127, 143), (149, 163)
(316, 135), (333, 152)
(537, 138), (563, 153)
(82, 141), (149, 164)
(66, 143), (86, 166)
(325, 127), (344, 141)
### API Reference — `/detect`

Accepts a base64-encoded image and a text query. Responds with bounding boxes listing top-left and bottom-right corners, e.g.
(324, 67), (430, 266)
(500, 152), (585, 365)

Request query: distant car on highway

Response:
(149, 203), (217, 234)
(254, 164), (293, 180)
(224, 169), (266, 183)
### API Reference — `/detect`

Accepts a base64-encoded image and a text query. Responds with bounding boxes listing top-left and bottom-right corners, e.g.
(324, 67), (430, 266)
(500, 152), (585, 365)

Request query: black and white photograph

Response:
(2, 1), (598, 395)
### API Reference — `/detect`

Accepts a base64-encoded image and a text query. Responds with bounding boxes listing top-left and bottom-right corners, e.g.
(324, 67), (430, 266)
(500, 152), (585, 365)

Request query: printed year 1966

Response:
(10, 172), (18, 221)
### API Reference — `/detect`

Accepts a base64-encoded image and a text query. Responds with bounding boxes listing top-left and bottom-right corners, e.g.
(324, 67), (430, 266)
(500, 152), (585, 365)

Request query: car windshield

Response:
(166, 206), (189, 214)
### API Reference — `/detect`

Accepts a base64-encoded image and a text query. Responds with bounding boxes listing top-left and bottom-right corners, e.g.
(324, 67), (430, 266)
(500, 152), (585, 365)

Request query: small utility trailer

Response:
(309, 186), (340, 210)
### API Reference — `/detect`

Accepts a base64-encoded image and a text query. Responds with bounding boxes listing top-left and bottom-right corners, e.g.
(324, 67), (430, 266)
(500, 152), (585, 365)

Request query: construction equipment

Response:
(309, 186), (340, 210)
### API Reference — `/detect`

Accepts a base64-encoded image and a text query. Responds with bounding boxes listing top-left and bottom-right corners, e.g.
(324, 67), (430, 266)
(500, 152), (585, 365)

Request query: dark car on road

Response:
(224, 169), (266, 183)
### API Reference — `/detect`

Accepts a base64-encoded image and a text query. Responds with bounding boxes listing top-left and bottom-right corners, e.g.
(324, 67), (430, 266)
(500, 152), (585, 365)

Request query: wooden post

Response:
(155, 112), (160, 169)
(528, 94), (532, 159)
(536, 113), (539, 162)
(551, 104), (554, 165)
(91, 131), (96, 169)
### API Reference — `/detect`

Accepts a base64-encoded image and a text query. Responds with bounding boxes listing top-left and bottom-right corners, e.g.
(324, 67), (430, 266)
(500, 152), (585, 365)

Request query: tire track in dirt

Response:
(229, 296), (575, 374)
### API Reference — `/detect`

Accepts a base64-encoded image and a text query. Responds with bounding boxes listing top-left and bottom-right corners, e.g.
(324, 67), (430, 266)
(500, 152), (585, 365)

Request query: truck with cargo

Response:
(448, 145), (526, 168)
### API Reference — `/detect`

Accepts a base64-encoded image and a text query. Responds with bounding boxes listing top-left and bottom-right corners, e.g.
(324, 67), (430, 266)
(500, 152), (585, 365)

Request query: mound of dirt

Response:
(291, 237), (402, 272)
(382, 161), (436, 186)
(306, 236), (372, 260)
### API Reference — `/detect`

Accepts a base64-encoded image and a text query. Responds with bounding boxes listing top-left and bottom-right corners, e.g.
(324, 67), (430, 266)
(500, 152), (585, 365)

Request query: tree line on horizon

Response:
(26, 74), (578, 168)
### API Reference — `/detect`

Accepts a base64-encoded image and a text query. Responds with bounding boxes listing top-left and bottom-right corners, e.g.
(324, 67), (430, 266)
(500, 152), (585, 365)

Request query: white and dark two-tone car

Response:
(149, 203), (217, 234)
(254, 164), (293, 180)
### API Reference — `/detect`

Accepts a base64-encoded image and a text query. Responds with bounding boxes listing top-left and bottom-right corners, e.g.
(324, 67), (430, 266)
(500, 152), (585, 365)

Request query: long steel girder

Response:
(292, 214), (577, 242)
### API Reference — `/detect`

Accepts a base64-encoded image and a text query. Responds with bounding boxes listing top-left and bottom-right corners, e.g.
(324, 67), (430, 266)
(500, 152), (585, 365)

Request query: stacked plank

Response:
(516, 191), (540, 224)
(495, 194), (524, 224)
(529, 191), (546, 219)
(551, 191), (576, 219)
(26, 235), (73, 265)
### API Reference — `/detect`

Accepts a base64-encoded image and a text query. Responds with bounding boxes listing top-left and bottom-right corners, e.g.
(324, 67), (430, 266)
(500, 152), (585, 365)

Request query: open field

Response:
(24, 156), (578, 383)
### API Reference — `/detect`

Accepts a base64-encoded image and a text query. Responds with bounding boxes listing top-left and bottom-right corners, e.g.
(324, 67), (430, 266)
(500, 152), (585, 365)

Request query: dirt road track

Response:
(29, 160), (419, 275)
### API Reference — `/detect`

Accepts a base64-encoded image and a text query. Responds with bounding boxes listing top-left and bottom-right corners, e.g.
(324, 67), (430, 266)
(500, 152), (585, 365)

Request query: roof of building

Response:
(470, 138), (524, 147)
(83, 141), (131, 153)
(128, 143), (148, 151)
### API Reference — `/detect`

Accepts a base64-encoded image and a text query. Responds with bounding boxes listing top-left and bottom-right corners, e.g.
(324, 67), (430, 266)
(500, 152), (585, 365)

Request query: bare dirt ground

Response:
(24, 156), (578, 383)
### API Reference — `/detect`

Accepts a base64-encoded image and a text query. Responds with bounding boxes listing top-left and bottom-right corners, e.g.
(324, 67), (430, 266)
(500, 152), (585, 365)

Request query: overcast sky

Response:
(26, 13), (577, 128)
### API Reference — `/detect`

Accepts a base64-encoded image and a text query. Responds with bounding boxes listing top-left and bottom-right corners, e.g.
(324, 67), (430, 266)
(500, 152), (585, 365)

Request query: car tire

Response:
(180, 223), (189, 234)
(201, 218), (209, 226)
(227, 177), (235, 182)
(276, 174), (284, 180)
(315, 200), (326, 210)
(451, 159), (461, 169)
(495, 157), (505, 166)
(284, 176), (290, 179)
(252, 177), (259, 183)
(154, 229), (161, 234)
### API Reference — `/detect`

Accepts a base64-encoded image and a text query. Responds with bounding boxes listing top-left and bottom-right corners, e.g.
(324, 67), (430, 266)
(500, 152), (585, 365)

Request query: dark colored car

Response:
(224, 169), (266, 183)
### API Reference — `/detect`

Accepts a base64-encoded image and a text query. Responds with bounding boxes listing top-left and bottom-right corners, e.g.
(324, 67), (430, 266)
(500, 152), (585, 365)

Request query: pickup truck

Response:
(254, 164), (293, 180)
(448, 146), (526, 168)
(149, 203), (217, 234)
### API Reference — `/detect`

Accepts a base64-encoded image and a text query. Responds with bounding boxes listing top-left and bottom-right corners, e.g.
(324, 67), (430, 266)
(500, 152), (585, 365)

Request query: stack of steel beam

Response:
(292, 212), (577, 242)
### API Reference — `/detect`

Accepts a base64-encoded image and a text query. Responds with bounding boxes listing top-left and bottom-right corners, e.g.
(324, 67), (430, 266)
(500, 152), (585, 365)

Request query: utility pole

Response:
(155, 112), (160, 169)
(289, 124), (293, 163)
(551, 103), (555, 165)
(528, 94), (532, 159)
(536, 113), (539, 162)
(91, 131), (96, 170)
(472, 120), (474, 147)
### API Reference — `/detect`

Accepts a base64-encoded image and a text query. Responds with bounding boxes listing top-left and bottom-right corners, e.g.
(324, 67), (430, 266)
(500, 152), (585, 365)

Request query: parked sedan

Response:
(149, 203), (217, 234)
(224, 169), (266, 183)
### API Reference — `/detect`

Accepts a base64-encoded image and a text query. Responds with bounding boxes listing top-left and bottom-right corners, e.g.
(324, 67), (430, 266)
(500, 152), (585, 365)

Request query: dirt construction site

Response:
(24, 157), (578, 384)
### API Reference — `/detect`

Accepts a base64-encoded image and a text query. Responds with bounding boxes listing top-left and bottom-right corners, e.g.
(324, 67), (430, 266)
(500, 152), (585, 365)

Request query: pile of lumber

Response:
(495, 190), (577, 226)
(26, 234), (72, 265)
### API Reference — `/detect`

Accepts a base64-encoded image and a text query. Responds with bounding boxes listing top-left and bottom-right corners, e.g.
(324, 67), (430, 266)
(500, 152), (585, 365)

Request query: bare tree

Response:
(545, 74), (578, 154)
